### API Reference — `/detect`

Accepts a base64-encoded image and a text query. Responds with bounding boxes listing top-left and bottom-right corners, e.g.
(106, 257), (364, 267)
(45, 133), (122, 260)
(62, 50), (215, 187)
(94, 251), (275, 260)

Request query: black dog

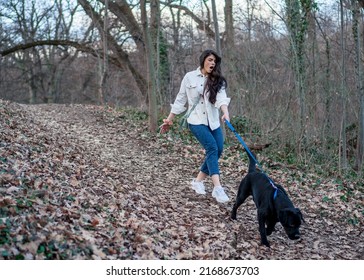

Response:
(231, 152), (304, 247)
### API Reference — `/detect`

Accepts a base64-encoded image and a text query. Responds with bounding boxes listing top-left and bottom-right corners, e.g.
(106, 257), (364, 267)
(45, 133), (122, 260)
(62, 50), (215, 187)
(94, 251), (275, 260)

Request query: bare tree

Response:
(339, 0), (349, 171)
(141, 0), (158, 132)
(211, 0), (221, 54)
(97, 0), (109, 105)
(224, 0), (234, 48)
(77, 0), (148, 101)
(0, 0), (82, 103)
(284, 0), (316, 155)
(353, 0), (364, 173)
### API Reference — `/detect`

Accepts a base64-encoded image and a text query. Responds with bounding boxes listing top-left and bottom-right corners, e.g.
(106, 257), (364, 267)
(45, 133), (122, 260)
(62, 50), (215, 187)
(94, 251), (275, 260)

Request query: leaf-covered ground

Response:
(0, 99), (363, 260)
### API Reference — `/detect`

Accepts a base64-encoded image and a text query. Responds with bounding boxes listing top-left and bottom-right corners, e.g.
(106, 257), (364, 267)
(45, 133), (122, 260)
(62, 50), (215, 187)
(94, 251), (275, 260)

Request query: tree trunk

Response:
(358, 86), (364, 173)
(26, 57), (37, 104)
(353, 0), (364, 173)
(141, 0), (158, 132)
(316, 20), (333, 157)
(98, 0), (109, 105)
(339, 0), (348, 171)
(224, 0), (234, 48)
(211, 0), (221, 54)
(285, 0), (311, 155)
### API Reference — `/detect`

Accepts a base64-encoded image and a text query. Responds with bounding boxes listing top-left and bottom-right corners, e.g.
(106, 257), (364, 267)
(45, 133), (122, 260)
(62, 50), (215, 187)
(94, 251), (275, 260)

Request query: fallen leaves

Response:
(0, 99), (363, 260)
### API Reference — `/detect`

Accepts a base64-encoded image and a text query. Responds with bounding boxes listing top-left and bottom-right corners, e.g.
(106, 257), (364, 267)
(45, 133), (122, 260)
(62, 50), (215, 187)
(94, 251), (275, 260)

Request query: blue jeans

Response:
(189, 124), (224, 176)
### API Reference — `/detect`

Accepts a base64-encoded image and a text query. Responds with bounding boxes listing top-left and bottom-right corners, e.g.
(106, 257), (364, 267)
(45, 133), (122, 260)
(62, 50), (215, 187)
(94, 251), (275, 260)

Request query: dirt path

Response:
(1, 101), (363, 259)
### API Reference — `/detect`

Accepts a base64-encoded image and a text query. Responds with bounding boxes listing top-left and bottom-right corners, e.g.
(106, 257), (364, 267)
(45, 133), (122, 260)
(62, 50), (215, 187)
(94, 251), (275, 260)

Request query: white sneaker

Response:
(191, 179), (206, 195)
(212, 186), (229, 203)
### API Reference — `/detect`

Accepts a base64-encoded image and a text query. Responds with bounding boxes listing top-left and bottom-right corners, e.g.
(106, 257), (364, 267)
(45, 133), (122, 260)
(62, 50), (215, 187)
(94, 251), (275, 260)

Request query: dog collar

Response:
(268, 179), (278, 200)
(273, 188), (278, 200)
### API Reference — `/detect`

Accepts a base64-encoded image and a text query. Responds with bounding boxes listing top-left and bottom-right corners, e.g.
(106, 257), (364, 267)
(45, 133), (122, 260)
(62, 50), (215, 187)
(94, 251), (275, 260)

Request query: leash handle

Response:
(225, 119), (278, 199)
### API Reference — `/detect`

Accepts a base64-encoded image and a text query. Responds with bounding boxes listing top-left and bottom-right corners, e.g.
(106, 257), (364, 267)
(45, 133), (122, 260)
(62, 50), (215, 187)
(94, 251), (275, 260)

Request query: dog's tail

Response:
(247, 150), (257, 173)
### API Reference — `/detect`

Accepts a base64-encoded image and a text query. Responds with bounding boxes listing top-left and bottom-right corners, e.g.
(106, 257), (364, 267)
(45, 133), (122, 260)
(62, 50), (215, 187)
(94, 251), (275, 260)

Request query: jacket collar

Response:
(196, 67), (207, 77)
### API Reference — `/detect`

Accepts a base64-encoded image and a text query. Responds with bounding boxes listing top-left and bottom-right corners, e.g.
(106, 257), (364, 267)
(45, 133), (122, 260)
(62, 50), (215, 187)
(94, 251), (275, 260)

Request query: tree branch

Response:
(162, 2), (215, 39)
(0, 40), (94, 57)
(0, 39), (123, 71)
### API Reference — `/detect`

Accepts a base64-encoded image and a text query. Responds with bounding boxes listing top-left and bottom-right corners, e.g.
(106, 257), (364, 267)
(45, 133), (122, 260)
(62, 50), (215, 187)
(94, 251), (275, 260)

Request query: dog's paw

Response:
(261, 240), (270, 247)
(230, 212), (237, 220)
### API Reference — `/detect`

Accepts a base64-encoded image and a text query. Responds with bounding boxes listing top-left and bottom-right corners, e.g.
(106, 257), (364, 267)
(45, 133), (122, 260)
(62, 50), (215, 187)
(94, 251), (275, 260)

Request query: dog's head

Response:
(279, 208), (304, 240)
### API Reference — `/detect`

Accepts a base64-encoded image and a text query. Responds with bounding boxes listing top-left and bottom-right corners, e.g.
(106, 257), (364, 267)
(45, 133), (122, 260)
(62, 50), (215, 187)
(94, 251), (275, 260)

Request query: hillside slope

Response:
(0, 100), (363, 259)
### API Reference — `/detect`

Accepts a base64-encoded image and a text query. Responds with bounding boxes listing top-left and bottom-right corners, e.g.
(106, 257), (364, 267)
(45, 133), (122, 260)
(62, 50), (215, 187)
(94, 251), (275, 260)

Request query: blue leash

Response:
(225, 120), (278, 199)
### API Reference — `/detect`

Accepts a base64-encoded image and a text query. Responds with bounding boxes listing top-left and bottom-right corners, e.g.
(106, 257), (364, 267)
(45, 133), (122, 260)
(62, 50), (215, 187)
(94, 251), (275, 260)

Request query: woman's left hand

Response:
(221, 113), (230, 122)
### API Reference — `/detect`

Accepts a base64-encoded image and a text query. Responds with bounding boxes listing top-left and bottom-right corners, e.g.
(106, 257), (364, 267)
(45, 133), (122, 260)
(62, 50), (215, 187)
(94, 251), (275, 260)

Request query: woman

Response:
(160, 49), (230, 203)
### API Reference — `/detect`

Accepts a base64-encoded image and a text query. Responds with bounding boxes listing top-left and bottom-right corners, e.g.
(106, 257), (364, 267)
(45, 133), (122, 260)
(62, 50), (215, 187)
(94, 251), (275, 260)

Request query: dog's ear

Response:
(278, 209), (288, 225)
(296, 208), (306, 224)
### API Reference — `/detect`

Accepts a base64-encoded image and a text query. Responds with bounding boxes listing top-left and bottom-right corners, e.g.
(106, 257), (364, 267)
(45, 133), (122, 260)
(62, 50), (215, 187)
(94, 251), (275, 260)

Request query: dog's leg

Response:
(257, 210), (270, 247)
(266, 219), (277, 236)
(230, 178), (250, 220)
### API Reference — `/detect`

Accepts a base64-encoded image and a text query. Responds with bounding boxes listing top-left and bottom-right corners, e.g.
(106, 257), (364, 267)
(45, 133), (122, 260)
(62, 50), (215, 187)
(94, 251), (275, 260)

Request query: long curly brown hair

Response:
(199, 49), (227, 104)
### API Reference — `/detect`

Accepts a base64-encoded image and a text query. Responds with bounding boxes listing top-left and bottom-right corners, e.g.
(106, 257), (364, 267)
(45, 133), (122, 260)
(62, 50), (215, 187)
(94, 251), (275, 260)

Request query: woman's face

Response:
(202, 54), (216, 75)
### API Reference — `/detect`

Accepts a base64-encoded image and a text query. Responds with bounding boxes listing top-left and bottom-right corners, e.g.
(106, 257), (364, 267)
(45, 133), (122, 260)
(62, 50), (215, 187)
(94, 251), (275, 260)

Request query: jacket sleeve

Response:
(170, 74), (188, 115)
(215, 86), (231, 108)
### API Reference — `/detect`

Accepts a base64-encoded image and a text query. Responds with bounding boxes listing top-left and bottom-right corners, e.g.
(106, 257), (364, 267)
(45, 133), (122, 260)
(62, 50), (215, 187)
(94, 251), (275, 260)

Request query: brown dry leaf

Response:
(69, 177), (79, 187)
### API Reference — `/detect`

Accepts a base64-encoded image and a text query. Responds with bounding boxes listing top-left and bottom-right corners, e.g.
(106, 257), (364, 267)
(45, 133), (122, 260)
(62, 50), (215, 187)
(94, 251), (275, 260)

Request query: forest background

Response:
(1, 0), (364, 179)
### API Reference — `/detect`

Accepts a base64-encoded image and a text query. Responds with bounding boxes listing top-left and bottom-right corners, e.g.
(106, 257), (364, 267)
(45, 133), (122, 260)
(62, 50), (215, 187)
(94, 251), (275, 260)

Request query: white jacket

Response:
(170, 68), (230, 130)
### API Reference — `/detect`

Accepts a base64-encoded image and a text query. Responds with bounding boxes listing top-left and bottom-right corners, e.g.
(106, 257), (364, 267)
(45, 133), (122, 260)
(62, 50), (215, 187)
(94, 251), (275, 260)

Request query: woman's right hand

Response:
(159, 119), (173, 133)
